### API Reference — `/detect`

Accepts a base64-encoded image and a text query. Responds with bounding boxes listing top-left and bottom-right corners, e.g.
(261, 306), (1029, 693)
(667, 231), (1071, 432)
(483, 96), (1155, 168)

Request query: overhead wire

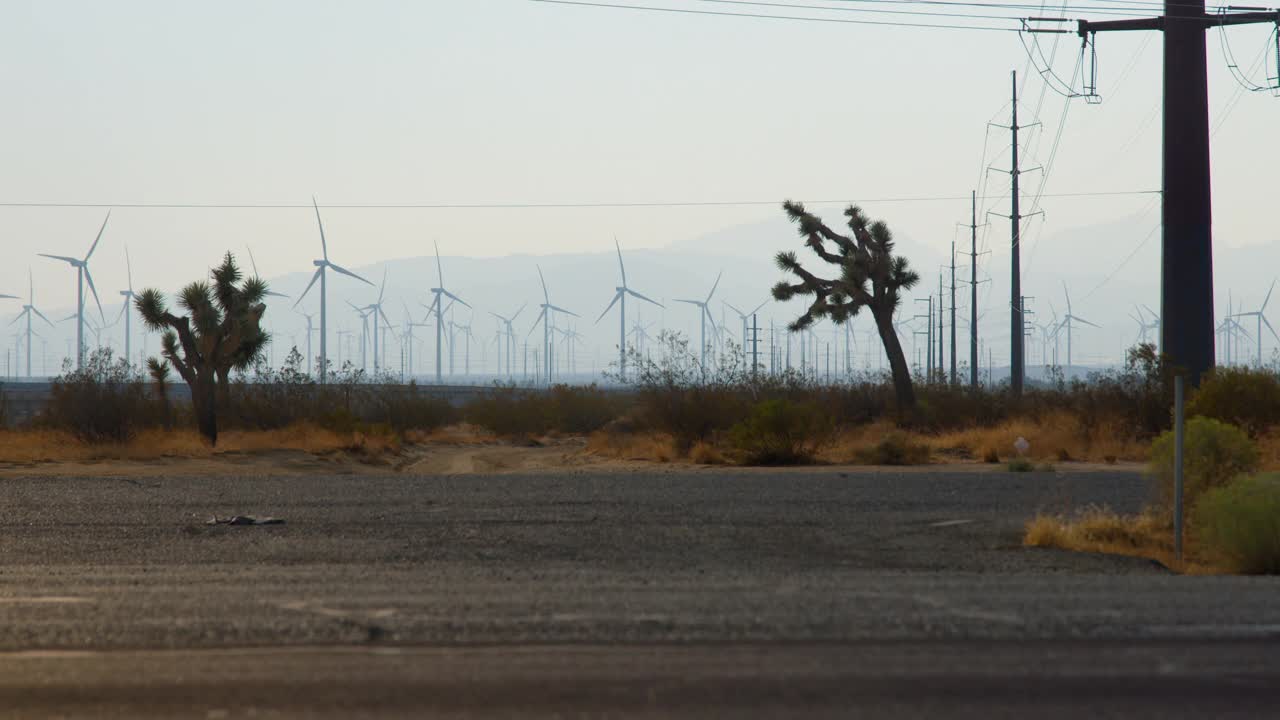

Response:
(529, 0), (1024, 30)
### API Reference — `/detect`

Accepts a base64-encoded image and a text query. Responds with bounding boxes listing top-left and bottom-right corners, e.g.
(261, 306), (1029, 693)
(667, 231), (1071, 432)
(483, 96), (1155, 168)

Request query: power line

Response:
(529, 0), (1024, 31)
(0, 190), (1160, 211)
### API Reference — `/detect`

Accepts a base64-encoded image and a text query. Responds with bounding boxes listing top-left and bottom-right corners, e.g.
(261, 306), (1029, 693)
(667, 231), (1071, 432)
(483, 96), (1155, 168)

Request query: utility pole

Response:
(969, 191), (979, 390)
(938, 274), (945, 386)
(950, 242), (958, 386)
(1027, 7), (1279, 385)
(1009, 70), (1024, 397)
(750, 313), (760, 378)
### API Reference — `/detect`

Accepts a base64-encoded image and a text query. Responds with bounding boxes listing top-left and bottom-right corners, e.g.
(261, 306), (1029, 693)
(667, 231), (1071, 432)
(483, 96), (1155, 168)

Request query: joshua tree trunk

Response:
(194, 375), (218, 446)
(873, 308), (915, 413)
(216, 366), (231, 414)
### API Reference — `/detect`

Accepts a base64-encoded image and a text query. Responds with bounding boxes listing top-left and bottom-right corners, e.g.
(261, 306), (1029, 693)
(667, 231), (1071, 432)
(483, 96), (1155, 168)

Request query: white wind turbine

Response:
(247, 246), (289, 301)
(595, 240), (662, 382)
(294, 197), (373, 382)
(8, 270), (55, 378)
(1060, 282), (1099, 376)
(113, 247), (140, 368)
(356, 269), (393, 373)
(39, 212), (110, 369)
(528, 266), (578, 384)
(1229, 279), (1280, 367)
(490, 303), (526, 379)
(426, 242), (470, 384)
(673, 270), (723, 372)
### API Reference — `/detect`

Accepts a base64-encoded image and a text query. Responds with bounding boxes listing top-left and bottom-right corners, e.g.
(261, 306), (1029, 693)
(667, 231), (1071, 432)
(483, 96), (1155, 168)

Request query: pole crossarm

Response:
(1076, 10), (1275, 34)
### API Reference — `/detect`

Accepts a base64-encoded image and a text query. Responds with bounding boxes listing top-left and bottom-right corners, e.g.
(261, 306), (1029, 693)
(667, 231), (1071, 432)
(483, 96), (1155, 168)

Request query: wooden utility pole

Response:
(1030, 7), (1279, 385)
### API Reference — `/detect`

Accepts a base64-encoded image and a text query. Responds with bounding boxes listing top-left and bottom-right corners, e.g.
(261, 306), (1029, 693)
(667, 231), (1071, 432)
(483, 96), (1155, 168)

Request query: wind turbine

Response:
(295, 309), (317, 376)
(1230, 279), (1279, 367)
(39, 212), (109, 369)
(348, 301), (372, 370)
(595, 240), (662, 382)
(489, 303), (526, 379)
(356, 269), (393, 373)
(724, 300), (769, 367)
(294, 197), (373, 382)
(111, 246), (142, 368)
(1060, 283), (1099, 376)
(8, 270), (55, 378)
(528, 266), (578, 384)
(673, 271), (723, 372)
(426, 242), (470, 384)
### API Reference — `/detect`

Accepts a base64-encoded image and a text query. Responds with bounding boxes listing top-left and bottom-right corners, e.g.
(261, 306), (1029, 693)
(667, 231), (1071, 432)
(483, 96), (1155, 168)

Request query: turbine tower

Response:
(294, 197), (372, 383)
(7, 271), (55, 378)
(528, 266), (578, 384)
(39, 212), (109, 369)
(296, 309), (317, 376)
(673, 270), (723, 372)
(426, 243), (469, 384)
(1060, 283), (1099, 377)
(595, 240), (661, 382)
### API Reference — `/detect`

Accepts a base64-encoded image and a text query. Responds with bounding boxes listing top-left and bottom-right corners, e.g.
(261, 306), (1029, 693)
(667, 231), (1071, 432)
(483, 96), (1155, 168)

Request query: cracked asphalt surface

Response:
(3, 467), (1279, 717)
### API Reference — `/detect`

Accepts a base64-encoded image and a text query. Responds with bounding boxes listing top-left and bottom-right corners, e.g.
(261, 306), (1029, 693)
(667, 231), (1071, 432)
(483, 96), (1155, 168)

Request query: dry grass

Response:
(1024, 507), (1224, 574)
(689, 440), (728, 465)
(930, 411), (1148, 464)
(586, 430), (677, 463)
(0, 423), (406, 465)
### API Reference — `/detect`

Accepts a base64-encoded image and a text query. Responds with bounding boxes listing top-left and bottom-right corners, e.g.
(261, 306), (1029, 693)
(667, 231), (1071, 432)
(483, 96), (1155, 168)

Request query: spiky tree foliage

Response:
(773, 201), (920, 411)
(135, 253), (269, 444)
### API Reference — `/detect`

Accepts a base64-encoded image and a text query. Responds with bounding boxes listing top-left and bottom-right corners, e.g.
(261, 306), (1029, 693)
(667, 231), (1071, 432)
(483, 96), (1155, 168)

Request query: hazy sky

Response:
(0, 1), (1275, 366)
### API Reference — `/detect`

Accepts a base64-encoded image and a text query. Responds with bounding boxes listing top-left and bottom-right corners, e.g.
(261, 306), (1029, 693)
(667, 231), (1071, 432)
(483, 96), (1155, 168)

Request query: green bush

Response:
(466, 384), (621, 437)
(1187, 367), (1280, 437)
(1149, 416), (1259, 512)
(1007, 458), (1034, 473)
(728, 399), (833, 465)
(40, 349), (162, 443)
(853, 432), (931, 466)
(1194, 473), (1280, 574)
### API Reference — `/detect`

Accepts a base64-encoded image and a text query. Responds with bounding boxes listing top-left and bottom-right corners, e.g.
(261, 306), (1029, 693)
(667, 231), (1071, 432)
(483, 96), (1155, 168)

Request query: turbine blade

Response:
(33, 307), (55, 327)
(672, 299), (700, 306)
(511, 303), (527, 323)
(527, 308), (545, 337)
(1264, 316), (1280, 344)
(265, 290), (290, 298)
(115, 301), (128, 325)
(626, 288), (662, 307)
(312, 196), (329, 261)
(377, 268), (388, 305)
(85, 211), (110, 261)
(38, 253), (80, 265)
(434, 241), (444, 289)
(750, 300), (769, 314)
(549, 304), (580, 318)
(537, 265), (549, 304)
(327, 262), (373, 286)
(724, 302), (744, 317)
(0, 293), (17, 300)
(1264, 279), (1277, 313)
(293, 268), (324, 308)
(125, 245), (134, 291)
(246, 245), (262, 277)
(378, 306), (392, 328)
(705, 271), (722, 304)
(442, 290), (471, 309)
(8, 310), (27, 326)
(82, 268), (105, 321)
(615, 237), (627, 287)
(596, 291), (623, 324)
(1075, 316), (1100, 329)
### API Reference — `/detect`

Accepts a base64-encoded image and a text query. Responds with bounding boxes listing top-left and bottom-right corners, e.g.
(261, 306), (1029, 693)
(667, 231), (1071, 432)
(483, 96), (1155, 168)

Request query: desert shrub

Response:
(1194, 473), (1280, 574)
(40, 349), (162, 443)
(1149, 417), (1259, 512)
(853, 432), (930, 465)
(1007, 458), (1034, 473)
(1187, 367), (1280, 437)
(466, 384), (621, 437)
(728, 399), (833, 465)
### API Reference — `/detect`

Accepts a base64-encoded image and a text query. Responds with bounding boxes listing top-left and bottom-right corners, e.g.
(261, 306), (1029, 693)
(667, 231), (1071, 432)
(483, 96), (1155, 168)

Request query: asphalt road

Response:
(3, 467), (1279, 717)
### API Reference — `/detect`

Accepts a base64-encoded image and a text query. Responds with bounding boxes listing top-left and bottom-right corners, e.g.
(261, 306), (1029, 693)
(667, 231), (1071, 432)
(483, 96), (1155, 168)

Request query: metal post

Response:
(1174, 374), (1186, 563)
(970, 190), (979, 390)
(1010, 70), (1024, 397)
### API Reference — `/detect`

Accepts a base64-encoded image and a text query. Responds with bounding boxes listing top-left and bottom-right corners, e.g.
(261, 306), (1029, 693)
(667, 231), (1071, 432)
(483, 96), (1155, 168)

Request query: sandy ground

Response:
(0, 434), (1147, 478)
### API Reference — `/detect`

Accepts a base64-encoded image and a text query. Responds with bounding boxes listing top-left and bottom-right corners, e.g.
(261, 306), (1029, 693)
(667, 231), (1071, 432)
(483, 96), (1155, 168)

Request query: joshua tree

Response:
(773, 201), (920, 411)
(136, 252), (269, 445)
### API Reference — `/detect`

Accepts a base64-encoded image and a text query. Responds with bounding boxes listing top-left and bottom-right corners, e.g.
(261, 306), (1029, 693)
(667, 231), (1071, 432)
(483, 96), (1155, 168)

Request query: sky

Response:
(0, 0), (1276, 374)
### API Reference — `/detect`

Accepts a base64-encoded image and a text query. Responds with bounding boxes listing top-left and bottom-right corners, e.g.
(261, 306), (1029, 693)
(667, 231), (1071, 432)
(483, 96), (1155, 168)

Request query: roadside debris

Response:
(206, 515), (285, 526)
